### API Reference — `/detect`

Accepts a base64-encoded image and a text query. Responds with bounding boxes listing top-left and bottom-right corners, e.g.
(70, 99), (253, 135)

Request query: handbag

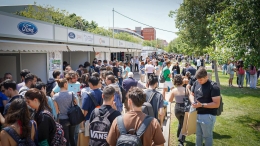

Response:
(67, 93), (85, 126)
(183, 89), (191, 112)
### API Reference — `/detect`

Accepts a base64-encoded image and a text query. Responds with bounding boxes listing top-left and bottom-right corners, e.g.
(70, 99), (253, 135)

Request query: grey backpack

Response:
(89, 108), (115, 146)
(142, 92), (156, 118)
(116, 115), (154, 146)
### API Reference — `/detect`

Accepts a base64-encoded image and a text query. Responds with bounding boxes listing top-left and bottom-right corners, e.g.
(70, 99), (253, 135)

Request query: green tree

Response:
(170, 0), (225, 85)
(208, 0), (260, 67)
(16, 4), (141, 44)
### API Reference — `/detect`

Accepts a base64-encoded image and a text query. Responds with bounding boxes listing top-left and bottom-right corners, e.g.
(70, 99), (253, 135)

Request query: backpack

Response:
(142, 92), (156, 118)
(193, 60), (197, 66)
(250, 67), (256, 75)
(210, 81), (224, 116)
(119, 85), (127, 104)
(87, 92), (103, 108)
(159, 71), (165, 83)
(238, 67), (245, 75)
(46, 81), (55, 96)
(114, 92), (123, 112)
(3, 121), (36, 146)
(116, 115), (154, 146)
(42, 111), (67, 146)
(89, 108), (115, 146)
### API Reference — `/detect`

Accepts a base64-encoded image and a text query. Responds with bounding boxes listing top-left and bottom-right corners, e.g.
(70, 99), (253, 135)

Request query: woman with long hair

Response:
(183, 71), (191, 88)
(168, 74), (187, 146)
(1, 98), (36, 146)
(53, 78), (77, 146)
(25, 88), (56, 146)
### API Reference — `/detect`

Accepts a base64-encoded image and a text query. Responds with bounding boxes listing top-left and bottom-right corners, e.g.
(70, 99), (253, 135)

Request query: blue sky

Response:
(0, 0), (182, 42)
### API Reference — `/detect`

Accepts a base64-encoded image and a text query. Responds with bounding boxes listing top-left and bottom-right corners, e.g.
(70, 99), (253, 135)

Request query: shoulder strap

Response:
(103, 108), (115, 118)
(87, 92), (99, 107)
(3, 127), (22, 143)
(94, 108), (100, 116)
(147, 91), (156, 103)
(136, 116), (154, 137)
(19, 89), (28, 94)
(117, 115), (127, 135)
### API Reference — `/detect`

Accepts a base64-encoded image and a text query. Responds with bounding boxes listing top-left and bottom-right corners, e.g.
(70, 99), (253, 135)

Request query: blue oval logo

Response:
(68, 32), (75, 39)
(17, 21), (38, 35)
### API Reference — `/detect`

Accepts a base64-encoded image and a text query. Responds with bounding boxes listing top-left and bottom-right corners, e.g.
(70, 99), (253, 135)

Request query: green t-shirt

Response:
(163, 66), (171, 81)
(158, 61), (163, 66)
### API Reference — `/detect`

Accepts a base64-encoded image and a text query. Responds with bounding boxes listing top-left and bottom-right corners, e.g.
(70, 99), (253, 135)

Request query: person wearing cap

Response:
(122, 72), (146, 112)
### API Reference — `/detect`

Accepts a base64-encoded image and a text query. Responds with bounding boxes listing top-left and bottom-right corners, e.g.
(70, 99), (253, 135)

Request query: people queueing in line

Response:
(1, 53), (256, 146)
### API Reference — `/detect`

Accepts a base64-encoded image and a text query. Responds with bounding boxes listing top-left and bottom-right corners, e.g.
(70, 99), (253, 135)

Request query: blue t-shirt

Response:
(81, 89), (103, 121)
(140, 65), (145, 74)
(0, 92), (8, 107)
(123, 66), (131, 79)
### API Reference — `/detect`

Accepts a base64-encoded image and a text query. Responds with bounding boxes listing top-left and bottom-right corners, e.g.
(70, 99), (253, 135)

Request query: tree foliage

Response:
(142, 39), (165, 49)
(208, 0), (260, 67)
(16, 4), (141, 44)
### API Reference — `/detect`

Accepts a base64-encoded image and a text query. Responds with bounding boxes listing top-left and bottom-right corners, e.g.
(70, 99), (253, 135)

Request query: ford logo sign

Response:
(68, 32), (75, 39)
(17, 21), (38, 35)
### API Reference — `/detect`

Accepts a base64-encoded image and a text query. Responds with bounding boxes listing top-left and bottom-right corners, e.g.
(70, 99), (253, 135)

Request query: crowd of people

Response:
(0, 52), (254, 146)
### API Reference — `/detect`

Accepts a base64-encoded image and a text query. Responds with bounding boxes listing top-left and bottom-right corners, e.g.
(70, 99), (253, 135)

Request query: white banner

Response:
(0, 13), (53, 40)
(118, 40), (125, 47)
(68, 29), (93, 44)
(94, 35), (109, 46)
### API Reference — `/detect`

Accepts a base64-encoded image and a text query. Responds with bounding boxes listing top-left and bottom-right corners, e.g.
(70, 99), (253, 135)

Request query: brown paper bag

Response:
(181, 110), (197, 136)
(77, 128), (89, 146)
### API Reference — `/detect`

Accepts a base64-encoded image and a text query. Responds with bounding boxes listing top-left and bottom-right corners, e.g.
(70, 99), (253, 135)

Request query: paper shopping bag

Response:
(181, 110), (197, 136)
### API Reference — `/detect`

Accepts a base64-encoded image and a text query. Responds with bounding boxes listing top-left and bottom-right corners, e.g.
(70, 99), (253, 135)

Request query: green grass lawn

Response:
(169, 71), (260, 146)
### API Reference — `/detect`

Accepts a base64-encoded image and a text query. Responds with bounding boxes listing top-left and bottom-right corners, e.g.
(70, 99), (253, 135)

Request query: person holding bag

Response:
(53, 78), (77, 146)
(168, 74), (187, 146)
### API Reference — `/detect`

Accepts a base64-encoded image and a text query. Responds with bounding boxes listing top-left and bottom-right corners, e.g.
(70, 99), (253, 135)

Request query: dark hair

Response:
(165, 60), (171, 66)
(65, 71), (77, 80)
(52, 70), (61, 79)
(2, 79), (16, 90)
(4, 73), (12, 79)
(173, 74), (183, 86)
(5, 98), (31, 139)
(20, 69), (30, 78)
(56, 78), (67, 88)
(89, 76), (100, 86)
(155, 60), (158, 66)
(25, 88), (51, 112)
(127, 87), (146, 107)
(84, 62), (91, 68)
(103, 86), (115, 101)
(92, 72), (100, 78)
(24, 73), (36, 84)
(103, 60), (107, 63)
(106, 75), (115, 83)
(35, 81), (46, 90)
(79, 64), (84, 68)
(185, 71), (191, 79)
(100, 67), (107, 71)
(195, 68), (208, 79)
(148, 75), (158, 86)
(81, 73), (90, 87)
(37, 77), (42, 82)
(112, 62), (116, 66)
(105, 71), (114, 78)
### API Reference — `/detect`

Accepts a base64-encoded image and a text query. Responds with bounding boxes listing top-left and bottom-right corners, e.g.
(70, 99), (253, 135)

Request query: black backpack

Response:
(46, 81), (55, 96)
(3, 121), (36, 146)
(116, 115), (154, 146)
(89, 108), (115, 146)
(210, 81), (224, 116)
(119, 85), (127, 104)
(142, 92), (156, 118)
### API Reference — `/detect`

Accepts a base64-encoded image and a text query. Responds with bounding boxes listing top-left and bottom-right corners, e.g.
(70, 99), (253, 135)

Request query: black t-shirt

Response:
(35, 111), (56, 144)
(113, 67), (119, 78)
(191, 80), (220, 115)
(89, 105), (121, 124)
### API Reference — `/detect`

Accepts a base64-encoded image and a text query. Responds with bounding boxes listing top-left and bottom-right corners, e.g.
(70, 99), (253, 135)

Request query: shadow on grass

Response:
(220, 84), (260, 98)
(213, 132), (232, 139)
(235, 115), (260, 132)
(185, 141), (195, 146)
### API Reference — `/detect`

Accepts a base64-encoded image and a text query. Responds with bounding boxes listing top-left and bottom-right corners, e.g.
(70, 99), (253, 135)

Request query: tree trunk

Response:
(213, 46), (221, 87)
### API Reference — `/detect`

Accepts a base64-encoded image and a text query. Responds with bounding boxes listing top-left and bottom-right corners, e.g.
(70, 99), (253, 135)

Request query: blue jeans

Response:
(196, 114), (216, 146)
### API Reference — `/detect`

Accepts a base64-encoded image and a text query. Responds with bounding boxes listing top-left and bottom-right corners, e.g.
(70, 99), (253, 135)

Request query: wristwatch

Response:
(201, 103), (205, 108)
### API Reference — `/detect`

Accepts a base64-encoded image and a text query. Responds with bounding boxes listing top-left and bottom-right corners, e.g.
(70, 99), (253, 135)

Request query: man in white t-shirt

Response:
(145, 61), (155, 81)
(196, 58), (201, 70)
